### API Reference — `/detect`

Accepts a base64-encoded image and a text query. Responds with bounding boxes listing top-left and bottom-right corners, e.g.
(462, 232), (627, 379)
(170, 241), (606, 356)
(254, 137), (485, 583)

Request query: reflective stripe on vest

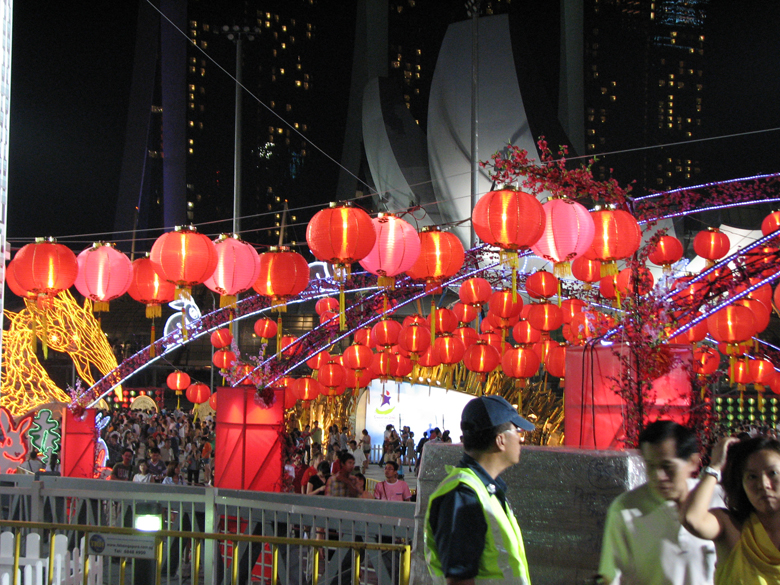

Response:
(424, 466), (531, 585)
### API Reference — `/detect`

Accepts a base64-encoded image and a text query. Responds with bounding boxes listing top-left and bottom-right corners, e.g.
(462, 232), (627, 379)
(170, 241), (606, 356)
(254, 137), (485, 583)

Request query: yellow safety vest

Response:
(424, 465), (531, 585)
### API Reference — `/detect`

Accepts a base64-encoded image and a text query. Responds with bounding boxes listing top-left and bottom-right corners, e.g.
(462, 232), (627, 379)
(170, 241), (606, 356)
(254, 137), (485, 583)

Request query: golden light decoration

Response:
(1, 290), (121, 415)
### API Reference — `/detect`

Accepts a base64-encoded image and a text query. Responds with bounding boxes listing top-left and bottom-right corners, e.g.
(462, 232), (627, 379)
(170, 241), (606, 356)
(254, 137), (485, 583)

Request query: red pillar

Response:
(214, 387), (284, 491)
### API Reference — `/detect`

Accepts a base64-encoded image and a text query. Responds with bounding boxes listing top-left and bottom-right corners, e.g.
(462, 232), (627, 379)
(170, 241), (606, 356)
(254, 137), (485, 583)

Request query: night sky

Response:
(7, 2), (780, 250)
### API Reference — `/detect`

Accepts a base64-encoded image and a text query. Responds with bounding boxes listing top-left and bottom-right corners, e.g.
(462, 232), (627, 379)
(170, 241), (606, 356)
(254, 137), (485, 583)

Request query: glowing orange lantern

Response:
(127, 256), (176, 318)
(472, 189), (545, 250)
(306, 202), (377, 277)
(735, 298), (770, 333)
(354, 327), (377, 348)
(615, 266), (654, 296)
(315, 297), (339, 315)
(418, 346), (441, 368)
(693, 228), (730, 267)
(253, 318), (278, 341)
(210, 329), (233, 349)
(527, 303), (564, 333)
(588, 208), (642, 276)
(372, 319), (402, 348)
(486, 311), (520, 331)
(707, 304), (755, 347)
(74, 242), (132, 312)
(743, 245), (778, 279)
(512, 320), (541, 346)
(648, 236), (683, 271)
(358, 213), (420, 287)
(390, 353), (413, 378)
(435, 335), (466, 365)
(150, 225), (218, 296)
(203, 234), (260, 308)
(12, 237), (79, 308)
(253, 246), (310, 309)
(459, 278), (493, 306)
(693, 346), (720, 375)
(208, 392), (218, 410)
(295, 377), (323, 401)
(427, 308), (459, 334)
(545, 343), (567, 380)
(454, 326), (480, 349)
(530, 198), (595, 277)
(452, 302), (479, 324)
(318, 362), (345, 390)
(501, 346), (540, 382)
(561, 299), (586, 324)
(749, 358), (775, 389)
(186, 382), (211, 405)
(213, 349), (237, 370)
(343, 344), (374, 371)
(406, 227), (465, 289)
(489, 290), (523, 319)
(398, 323), (431, 360)
(463, 341), (501, 380)
(306, 350), (331, 370)
(762, 211), (780, 237)
(668, 314), (708, 344)
(571, 256), (602, 288)
(526, 270), (558, 300)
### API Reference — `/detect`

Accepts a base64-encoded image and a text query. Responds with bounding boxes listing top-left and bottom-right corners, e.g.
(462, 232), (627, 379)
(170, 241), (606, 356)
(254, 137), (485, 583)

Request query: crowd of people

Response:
(102, 408), (216, 486)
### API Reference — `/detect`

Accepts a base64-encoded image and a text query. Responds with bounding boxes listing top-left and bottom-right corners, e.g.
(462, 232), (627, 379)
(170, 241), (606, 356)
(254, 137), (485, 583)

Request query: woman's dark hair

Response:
(722, 436), (780, 523)
(354, 472), (366, 486)
(317, 461), (331, 475)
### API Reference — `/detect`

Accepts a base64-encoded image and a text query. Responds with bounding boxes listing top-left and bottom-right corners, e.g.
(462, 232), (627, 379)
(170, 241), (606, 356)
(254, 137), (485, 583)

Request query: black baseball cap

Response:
(461, 396), (535, 432)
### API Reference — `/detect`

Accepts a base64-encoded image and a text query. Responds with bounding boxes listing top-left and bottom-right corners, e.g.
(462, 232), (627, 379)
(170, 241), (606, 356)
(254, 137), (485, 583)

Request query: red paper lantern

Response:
(571, 256), (602, 286)
(762, 211), (780, 237)
(668, 315), (708, 344)
(210, 328), (233, 349)
(253, 246), (310, 306)
(74, 243), (132, 311)
(527, 303), (564, 332)
(735, 298), (770, 333)
(427, 308), (459, 334)
(489, 290), (523, 319)
(253, 318), (278, 340)
(213, 349), (237, 370)
(512, 320), (542, 345)
(295, 377), (324, 401)
(203, 234), (260, 307)
(5, 260), (36, 299)
(718, 342), (751, 357)
(370, 350), (393, 378)
(280, 336), (303, 357)
(615, 266), (654, 296)
(707, 304), (755, 344)
(315, 297), (339, 315)
(306, 350), (331, 370)
(472, 189), (545, 250)
(735, 279), (773, 308)
(486, 311), (520, 331)
(532, 339), (557, 364)
(358, 213), (421, 286)
(648, 236), (683, 270)
(526, 271), (558, 300)
(319, 311), (337, 325)
(398, 323), (432, 357)
(480, 319), (496, 334)
(390, 354), (413, 378)
(693, 347), (720, 375)
(402, 314), (427, 327)
(454, 326), (480, 349)
(318, 362), (346, 389)
(306, 202), (377, 275)
(459, 277), (493, 306)
(732, 360), (751, 385)
(344, 367), (373, 390)
(452, 302), (479, 324)
(588, 208), (642, 275)
(12, 237), (79, 307)
(417, 346), (441, 368)
(208, 392), (218, 410)
(463, 342), (501, 376)
(561, 299), (586, 324)
(186, 382), (211, 405)
(545, 343), (567, 379)
(530, 198), (595, 277)
(167, 371), (191, 391)
(502, 346), (540, 380)
(480, 332), (505, 354)
(354, 327), (376, 348)
(372, 319), (402, 347)
(435, 335), (466, 365)
(234, 363), (258, 386)
(343, 344), (374, 370)
(599, 275), (617, 300)
(127, 256), (176, 318)
(693, 228), (730, 263)
(749, 358), (776, 388)
(670, 277), (708, 308)
(743, 245), (778, 279)
(150, 225), (218, 294)
(405, 227), (465, 289)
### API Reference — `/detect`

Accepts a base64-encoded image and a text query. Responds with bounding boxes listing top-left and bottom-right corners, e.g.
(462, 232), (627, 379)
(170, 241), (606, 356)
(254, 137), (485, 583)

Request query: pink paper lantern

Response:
(530, 198), (595, 277)
(359, 214), (421, 287)
(204, 234), (261, 306)
(74, 242), (133, 311)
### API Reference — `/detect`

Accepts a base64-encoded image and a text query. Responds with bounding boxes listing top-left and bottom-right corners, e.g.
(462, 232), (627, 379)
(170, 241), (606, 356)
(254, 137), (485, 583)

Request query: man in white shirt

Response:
(348, 440), (367, 474)
(598, 420), (721, 585)
(373, 461), (411, 501)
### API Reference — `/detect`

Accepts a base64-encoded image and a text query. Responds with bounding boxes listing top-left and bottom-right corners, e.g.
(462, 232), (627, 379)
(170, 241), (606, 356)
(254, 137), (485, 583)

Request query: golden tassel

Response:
(430, 299), (437, 348)
(150, 322), (156, 358)
(601, 260), (618, 277)
(220, 294), (237, 309)
(554, 261), (572, 279)
(146, 304), (162, 319)
(557, 281), (562, 307)
(378, 275), (394, 288)
(41, 311), (48, 360)
(339, 283), (346, 331)
(276, 315), (283, 359)
(30, 317), (37, 356)
(94, 301), (109, 312)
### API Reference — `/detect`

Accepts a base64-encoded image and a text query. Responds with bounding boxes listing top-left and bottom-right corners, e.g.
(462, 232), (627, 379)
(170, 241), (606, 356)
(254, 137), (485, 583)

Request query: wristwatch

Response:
(701, 466), (721, 482)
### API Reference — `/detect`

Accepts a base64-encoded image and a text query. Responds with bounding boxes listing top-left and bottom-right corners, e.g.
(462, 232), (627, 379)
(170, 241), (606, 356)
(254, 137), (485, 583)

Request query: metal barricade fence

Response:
(0, 475), (416, 585)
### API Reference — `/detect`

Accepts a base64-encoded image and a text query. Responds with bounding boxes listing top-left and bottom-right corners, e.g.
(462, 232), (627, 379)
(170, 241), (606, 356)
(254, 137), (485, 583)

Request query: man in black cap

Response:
(424, 395), (534, 585)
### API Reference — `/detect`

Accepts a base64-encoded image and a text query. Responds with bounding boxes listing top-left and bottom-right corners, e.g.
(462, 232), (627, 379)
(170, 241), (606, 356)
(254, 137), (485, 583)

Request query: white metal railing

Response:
(0, 475), (415, 585)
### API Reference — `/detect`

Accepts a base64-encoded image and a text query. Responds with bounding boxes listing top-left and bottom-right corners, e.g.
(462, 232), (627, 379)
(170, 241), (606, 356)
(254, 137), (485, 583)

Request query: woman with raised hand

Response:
(681, 435), (780, 584)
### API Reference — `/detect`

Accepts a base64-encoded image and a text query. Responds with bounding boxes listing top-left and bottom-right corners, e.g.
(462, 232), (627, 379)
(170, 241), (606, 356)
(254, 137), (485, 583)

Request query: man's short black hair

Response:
(122, 448), (133, 455)
(638, 420), (698, 459)
(384, 460), (399, 471)
(149, 447), (161, 455)
(338, 451), (355, 464)
(462, 422), (514, 452)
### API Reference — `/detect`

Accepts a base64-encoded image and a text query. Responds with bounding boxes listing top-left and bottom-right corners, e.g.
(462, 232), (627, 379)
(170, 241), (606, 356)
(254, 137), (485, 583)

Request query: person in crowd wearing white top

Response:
(133, 461), (152, 483)
(598, 420), (722, 585)
(348, 440), (367, 474)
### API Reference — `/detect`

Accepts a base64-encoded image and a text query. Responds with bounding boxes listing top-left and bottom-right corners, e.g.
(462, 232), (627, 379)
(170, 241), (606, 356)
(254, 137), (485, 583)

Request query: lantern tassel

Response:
(41, 311), (48, 361)
(150, 322), (156, 358)
(94, 301), (109, 313)
(220, 294), (237, 309)
(430, 299), (437, 348)
(30, 316), (37, 356)
(339, 284), (346, 331)
(146, 304), (161, 319)
(553, 261), (572, 279)
(276, 315), (283, 359)
(601, 260), (618, 277)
